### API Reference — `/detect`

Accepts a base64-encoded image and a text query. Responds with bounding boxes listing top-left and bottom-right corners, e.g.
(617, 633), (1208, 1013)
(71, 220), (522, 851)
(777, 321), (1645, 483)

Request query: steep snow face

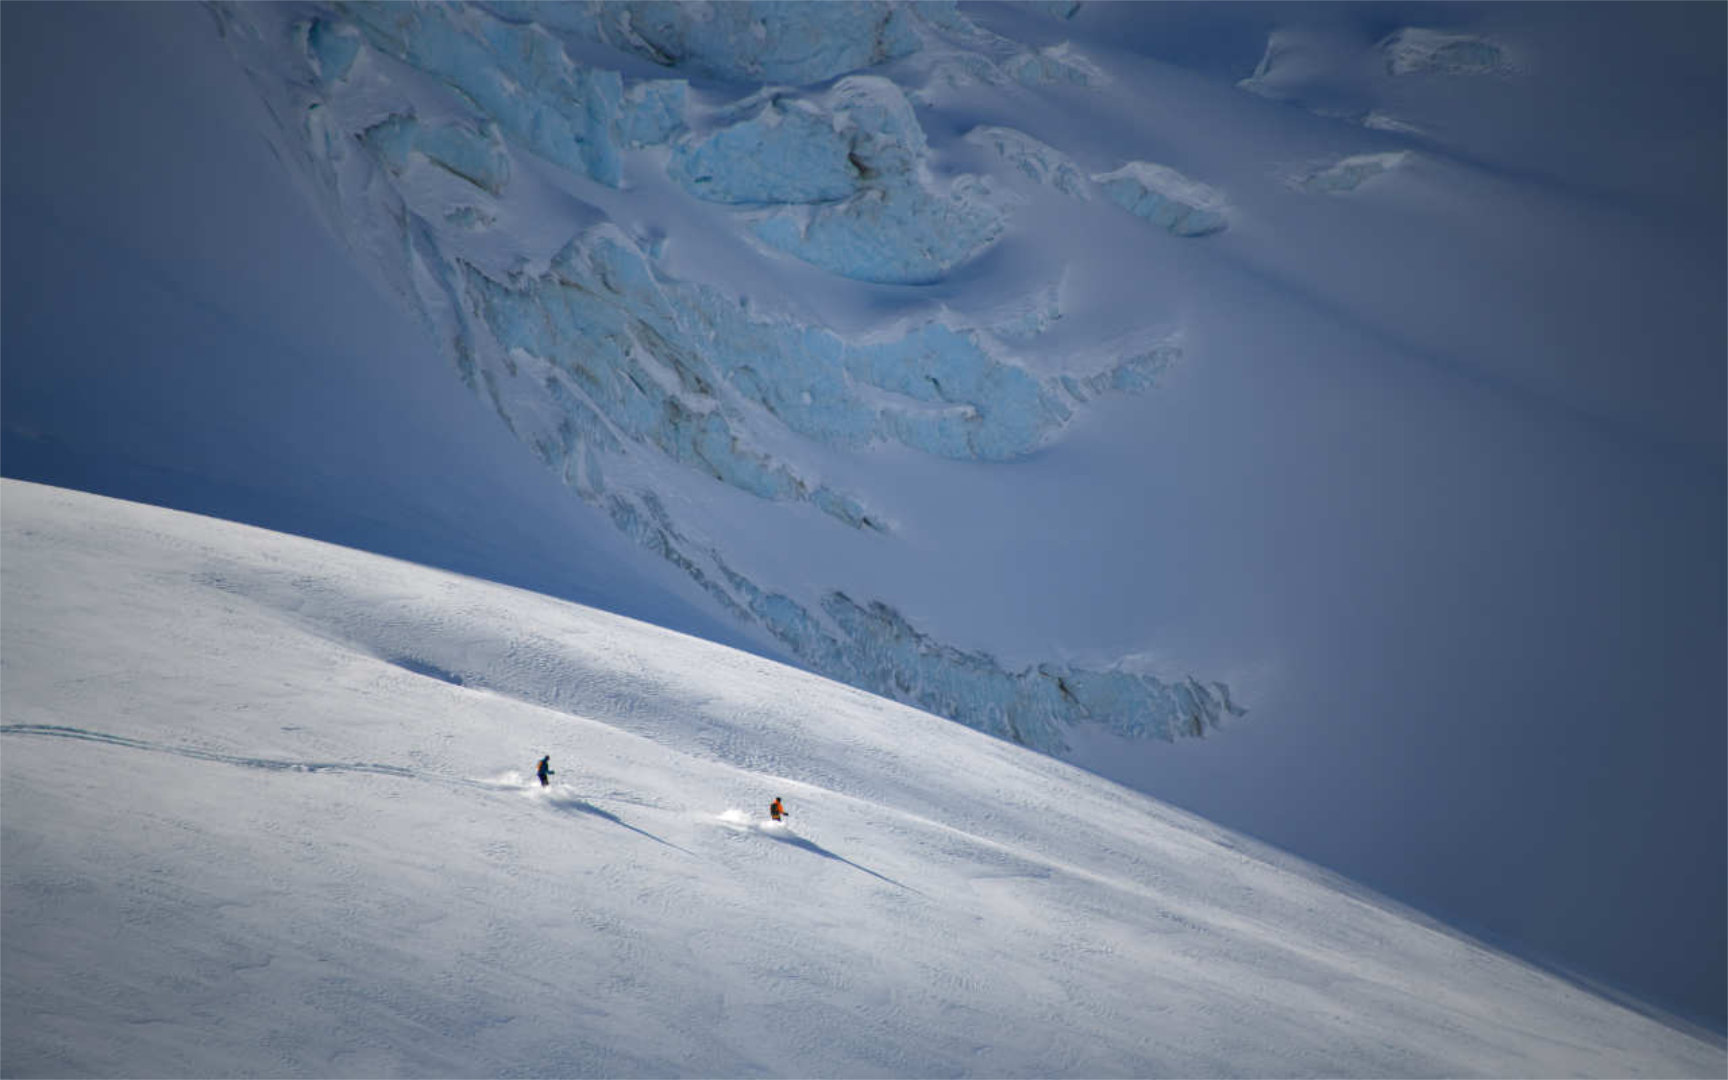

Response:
(212, 0), (1242, 756)
(3, 480), (1720, 1078)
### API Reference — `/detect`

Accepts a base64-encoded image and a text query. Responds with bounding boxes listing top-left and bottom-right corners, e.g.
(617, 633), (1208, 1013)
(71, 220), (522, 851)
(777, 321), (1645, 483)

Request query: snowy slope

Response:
(201, 0), (1724, 767)
(3, 0), (1722, 1036)
(2, 479), (1719, 1078)
(208, 0), (1253, 757)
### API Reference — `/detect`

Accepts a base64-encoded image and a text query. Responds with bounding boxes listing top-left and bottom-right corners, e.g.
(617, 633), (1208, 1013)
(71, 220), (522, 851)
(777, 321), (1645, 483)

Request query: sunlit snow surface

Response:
(4, 0), (1722, 1043)
(2, 480), (1719, 1078)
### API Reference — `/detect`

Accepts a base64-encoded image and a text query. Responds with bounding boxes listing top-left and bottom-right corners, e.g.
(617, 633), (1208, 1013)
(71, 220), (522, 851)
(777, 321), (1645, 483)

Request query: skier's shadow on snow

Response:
(764, 827), (923, 896)
(545, 792), (695, 857)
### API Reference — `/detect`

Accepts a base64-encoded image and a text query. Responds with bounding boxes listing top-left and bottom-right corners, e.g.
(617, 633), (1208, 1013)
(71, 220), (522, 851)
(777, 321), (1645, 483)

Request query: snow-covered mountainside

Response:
(2, 479), (1719, 1078)
(202, 0), (1728, 776)
(211, 0), (1262, 755)
(5, 0), (1722, 1037)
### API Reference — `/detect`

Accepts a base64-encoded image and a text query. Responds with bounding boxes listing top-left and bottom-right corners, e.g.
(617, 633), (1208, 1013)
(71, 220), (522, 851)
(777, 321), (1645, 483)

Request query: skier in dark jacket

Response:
(769, 796), (788, 823)
(537, 755), (554, 787)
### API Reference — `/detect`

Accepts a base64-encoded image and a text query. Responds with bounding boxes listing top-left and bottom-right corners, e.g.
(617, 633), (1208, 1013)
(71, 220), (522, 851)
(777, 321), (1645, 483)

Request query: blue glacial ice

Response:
(306, 17), (361, 83)
(671, 97), (857, 205)
(736, 77), (1009, 284)
(1092, 162), (1229, 237)
(618, 79), (689, 149)
(215, 0), (1242, 754)
(484, 0), (925, 85)
(612, 494), (1244, 755)
(360, 114), (512, 195)
(343, 3), (630, 185)
(968, 126), (1229, 240)
(462, 226), (1076, 471)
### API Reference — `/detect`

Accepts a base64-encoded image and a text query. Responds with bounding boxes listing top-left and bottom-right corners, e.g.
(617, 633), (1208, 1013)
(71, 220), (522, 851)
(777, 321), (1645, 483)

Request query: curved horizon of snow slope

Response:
(2, 478), (1720, 1078)
(210, 0), (1246, 758)
(9, 0), (1718, 1036)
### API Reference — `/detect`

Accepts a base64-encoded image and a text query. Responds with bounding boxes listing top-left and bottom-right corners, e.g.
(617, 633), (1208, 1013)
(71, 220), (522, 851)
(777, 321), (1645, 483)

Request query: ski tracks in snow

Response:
(0, 725), (694, 853)
(0, 724), (423, 783)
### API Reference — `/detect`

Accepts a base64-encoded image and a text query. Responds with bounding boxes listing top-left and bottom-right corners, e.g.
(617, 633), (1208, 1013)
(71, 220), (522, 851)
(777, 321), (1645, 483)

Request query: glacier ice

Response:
(1092, 163), (1228, 237)
(1239, 25), (1513, 133)
(670, 95), (860, 205)
(306, 17), (361, 83)
(1292, 152), (1412, 194)
(613, 493), (1244, 755)
(215, 0), (1242, 756)
(665, 73), (1018, 283)
(969, 126), (1231, 243)
(740, 77), (1009, 284)
(361, 115), (512, 195)
(1361, 111), (1427, 137)
(1380, 28), (1514, 77)
(461, 226), (1078, 472)
(618, 79), (689, 149)
(342, 3), (630, 186)
(486, 0), (925, 85)
(1004, 42), (1108, 88)
(966, 126), (1090, 199)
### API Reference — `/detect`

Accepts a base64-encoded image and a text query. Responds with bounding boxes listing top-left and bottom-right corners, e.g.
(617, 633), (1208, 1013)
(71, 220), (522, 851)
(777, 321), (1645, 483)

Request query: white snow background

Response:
(1, 479), (1720, 1078)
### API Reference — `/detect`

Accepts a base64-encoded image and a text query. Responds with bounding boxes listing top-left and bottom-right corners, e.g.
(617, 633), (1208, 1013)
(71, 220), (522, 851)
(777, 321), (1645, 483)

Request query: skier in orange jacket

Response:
(769, 796), (788, 823)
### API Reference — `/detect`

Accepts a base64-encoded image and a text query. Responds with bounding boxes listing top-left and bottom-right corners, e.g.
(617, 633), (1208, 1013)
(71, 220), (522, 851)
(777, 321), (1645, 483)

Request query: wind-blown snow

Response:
(2, 480), (1718, 1078)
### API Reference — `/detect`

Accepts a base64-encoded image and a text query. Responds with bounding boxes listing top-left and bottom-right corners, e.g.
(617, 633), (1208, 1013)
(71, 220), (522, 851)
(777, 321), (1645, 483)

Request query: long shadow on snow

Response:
(762, 826), (923, 895)
(0, 723), (433, 781)
(543, 791), (696, 857)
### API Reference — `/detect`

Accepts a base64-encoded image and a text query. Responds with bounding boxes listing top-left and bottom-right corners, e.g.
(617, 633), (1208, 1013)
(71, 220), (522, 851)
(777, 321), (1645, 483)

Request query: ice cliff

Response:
(213, 0), (1244, 754)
